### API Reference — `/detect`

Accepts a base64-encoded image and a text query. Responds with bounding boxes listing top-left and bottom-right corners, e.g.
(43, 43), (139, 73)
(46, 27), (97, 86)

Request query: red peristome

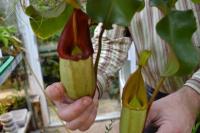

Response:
(57, 9), (93, 61)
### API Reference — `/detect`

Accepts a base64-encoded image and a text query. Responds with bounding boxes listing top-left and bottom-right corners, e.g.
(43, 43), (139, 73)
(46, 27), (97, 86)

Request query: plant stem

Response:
(94, 25), (105, 79)
(149, 77), (166, 105)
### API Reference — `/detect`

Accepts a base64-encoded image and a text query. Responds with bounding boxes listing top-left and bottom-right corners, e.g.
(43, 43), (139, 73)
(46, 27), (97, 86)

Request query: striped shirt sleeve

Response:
(185, 69), (200, 94)
(92, 24), (131, 98)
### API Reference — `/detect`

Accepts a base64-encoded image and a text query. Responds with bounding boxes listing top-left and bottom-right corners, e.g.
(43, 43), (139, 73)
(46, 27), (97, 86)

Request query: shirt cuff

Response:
(184, 69), (200, 95)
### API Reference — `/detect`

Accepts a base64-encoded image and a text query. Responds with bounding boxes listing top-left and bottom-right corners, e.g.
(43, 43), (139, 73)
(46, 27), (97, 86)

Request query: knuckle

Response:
(68, 125), (77, 130)
(66, 124), (76, 131)
(46, 84), (65, 101)
(58, 110), (72, 122)
(79, 116), (95, 131)
(68, 120), (84, 130)
(79, 122), (92, 131)
(77, 120), (85, 125)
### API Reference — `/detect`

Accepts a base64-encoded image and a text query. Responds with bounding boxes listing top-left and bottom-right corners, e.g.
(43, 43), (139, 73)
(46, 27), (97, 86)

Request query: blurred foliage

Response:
(0, 17), (22, 56)
(0, 95), (26, 115)
(25, 2), (73, 39)
(41, 56), (60, 86)
(30, 0), (63, 11)
(0, 103), (8, 115)
(0, 25), (17, 48)
(1, 61), (26, 91)
(28, 0), (63, 44)
(37, 31), (60, 45)
(10, 63), (26, 91)
(8, 95), (27, 110)
(192, 115), (200, 133)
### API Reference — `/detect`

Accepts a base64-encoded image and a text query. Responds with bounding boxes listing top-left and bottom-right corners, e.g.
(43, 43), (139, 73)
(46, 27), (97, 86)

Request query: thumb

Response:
(45, 82), (66, 102)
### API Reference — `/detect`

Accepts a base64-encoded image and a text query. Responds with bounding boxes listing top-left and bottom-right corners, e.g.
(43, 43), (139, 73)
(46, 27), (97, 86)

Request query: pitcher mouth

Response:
(57, 9), (94, 61)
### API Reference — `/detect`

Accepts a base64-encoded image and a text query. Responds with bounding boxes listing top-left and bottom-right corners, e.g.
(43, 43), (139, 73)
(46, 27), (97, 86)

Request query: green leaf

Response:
(192, 0), (200, 3)
(150, 0), (177, 14)
(6, 26), (17, 33)
(156, 10), (200, 76)
(86, 0), (144, 29)
(161, 46), (179, 77)
(25, 2), (73, 39)
(0, 25), (17, 47)
(0, 37), (9, 47)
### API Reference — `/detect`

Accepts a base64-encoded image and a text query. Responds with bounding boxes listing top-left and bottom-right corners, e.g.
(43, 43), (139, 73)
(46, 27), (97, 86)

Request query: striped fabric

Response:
(129, 0), (200, 93)
(92, 0), (200, 96)
(92, 24), (132, 97)
(185, 70), (200, 94)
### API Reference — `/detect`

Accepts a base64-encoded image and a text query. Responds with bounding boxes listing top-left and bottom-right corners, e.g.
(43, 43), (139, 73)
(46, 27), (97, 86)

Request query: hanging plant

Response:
(24, 0), (200, 132)
(58, 9), (96, 100)
(120, 50), (151, 133)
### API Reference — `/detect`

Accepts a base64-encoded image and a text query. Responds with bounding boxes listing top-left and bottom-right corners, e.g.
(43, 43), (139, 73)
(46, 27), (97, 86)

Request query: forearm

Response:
(182, 69), (200, 117)
(180, 86), (200, 118)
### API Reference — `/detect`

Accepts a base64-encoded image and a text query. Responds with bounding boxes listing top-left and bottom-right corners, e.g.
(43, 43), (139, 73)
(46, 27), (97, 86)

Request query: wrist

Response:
(179, 86), (200, 117)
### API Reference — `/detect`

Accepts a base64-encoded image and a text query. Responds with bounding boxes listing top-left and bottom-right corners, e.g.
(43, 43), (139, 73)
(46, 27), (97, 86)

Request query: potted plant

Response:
(0, 23), (22, 56)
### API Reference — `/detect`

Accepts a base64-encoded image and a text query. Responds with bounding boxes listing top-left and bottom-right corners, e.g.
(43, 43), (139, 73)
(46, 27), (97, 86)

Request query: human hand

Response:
(145, 86), (200, 133)
(45, 82), (99, 131)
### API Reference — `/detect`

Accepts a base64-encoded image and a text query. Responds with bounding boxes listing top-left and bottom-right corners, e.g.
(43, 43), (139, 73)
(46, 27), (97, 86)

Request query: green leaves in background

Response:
(161, 47), (179, 77)
(86, 0), (144, 29)
(25, 2), (73, 39)
(0, 26), (17, 47)
(150, 0), (177, 14)
(192, 0), (200, 3)
(156, 10), (200, 76)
